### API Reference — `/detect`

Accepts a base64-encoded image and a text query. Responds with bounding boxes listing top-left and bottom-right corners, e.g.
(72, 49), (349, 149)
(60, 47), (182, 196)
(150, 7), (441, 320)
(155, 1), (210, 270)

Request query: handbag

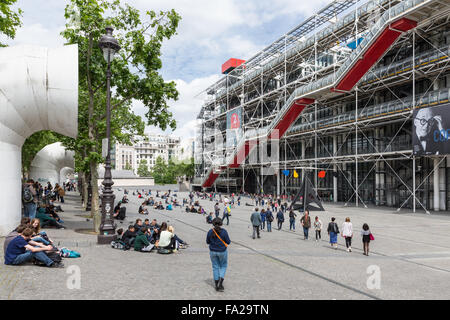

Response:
(212, 228), (228, 248)
(369, 233), (375, 241)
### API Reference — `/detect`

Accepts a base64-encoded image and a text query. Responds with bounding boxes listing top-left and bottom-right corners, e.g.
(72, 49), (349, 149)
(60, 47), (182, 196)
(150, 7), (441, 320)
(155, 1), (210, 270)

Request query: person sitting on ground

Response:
(122, 225), (137, 247)
(114, 206), (126, 220)
(116, 228), (124, 240)
(197, 206), (205, 215)
(36, 206), (65, 229)
(206, 212), (214, 224)
(138, 202), (149, 215)
(166, 203), (173, 211)
(154, 201), (164, 210)
(189, 205), (197, 213)
(167, 226), (189, 249)
(113, 201), (122, 214)
(133, 227), (153, 252)
(15, 218), (31, 231)
(149, 219), (160, 243)
(30, 218), (54, 246)
(194, 200), (200, 207)
(4, 224), (28, 253)
(4, 227), (63, 268)
(157, 222), (176, 252)
(134, 219), (143, 232)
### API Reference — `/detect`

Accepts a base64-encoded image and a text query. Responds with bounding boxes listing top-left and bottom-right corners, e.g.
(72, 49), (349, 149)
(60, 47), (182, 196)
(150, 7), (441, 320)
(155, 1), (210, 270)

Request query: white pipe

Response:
(29, 142), (75, 186)
(0, 45), (78, 235)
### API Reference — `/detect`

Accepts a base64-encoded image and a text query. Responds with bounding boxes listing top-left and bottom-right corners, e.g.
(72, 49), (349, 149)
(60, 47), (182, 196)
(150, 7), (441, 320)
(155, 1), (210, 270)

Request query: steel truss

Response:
(195, 0), (450, 213)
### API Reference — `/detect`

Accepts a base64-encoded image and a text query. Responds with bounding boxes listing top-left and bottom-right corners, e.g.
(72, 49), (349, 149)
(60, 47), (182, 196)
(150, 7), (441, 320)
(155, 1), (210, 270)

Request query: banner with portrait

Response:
(226, 108), (242, 148)
(413, 104), (450, 156)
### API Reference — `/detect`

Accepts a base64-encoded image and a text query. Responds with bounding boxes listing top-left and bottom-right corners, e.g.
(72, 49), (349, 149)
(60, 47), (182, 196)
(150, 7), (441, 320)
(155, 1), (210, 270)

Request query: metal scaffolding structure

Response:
(194, 0), (450, 212)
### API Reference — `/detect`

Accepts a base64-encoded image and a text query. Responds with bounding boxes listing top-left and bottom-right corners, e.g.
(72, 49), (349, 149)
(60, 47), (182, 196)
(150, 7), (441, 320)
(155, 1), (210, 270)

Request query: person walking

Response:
(276, 209), (284, 230)
(342, 217), (353, 252)
(214, 202), (220, 218)
(222, 205), (230, 226)
(260, 209), (266, 231)
(313, 216), (322, 242)
(327, 217), (339, 249)
(206, 218), (231, 292)
(250, 208), (262, 239)
(265, 207), (274, 232)
(300, 210), (311, 240)
(289, 210), (297, 231)
(361, 223), (373, 256)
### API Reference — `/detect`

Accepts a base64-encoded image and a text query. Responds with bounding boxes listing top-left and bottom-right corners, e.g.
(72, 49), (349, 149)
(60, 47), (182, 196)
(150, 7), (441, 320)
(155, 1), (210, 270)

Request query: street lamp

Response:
(98, 26), (121, 244)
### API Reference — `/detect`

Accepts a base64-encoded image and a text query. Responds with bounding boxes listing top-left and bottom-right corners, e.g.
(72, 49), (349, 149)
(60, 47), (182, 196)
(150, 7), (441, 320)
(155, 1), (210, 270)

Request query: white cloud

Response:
(132, 74), (220, 140)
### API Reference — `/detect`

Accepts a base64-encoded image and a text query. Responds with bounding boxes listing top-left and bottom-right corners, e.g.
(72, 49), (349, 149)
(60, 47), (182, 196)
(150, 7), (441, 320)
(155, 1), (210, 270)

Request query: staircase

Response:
(202, 0), (439, 188)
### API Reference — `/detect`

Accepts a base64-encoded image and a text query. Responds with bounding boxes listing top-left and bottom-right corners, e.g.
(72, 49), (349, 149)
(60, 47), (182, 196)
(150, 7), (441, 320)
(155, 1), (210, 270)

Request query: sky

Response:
(4, 0), (332, 141)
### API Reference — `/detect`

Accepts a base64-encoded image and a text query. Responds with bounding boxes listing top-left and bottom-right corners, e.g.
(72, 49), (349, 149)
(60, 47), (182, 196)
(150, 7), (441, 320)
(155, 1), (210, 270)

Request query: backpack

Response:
(157, 247), (173, 254)
(267, 213), (274, 222)
(47, 251), (62, 263)
(22, 185), (33, 203)
(333, 223), (339, 234)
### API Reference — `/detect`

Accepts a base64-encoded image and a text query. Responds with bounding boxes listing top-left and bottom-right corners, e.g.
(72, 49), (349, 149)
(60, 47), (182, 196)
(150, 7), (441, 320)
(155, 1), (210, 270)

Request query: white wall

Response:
(0, 45), (78, 235)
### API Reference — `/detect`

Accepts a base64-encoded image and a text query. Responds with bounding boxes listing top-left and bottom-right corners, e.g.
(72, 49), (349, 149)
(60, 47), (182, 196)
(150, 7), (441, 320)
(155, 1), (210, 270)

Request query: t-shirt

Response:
(4, 236), (29, 265)
(158, 231), (174, 247)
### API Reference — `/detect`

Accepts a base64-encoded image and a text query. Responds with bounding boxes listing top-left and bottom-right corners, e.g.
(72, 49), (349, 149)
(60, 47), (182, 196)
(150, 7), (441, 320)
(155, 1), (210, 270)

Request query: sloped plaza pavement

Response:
(2, 187), (450, 300)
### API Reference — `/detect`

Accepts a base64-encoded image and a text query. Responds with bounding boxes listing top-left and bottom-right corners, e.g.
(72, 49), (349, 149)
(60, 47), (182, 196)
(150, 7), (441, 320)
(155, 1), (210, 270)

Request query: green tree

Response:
(137, 159), (151, 177)
(61, 0), (181, 232)
(0, 0), (23, 47)
(124, 161), (132, 171)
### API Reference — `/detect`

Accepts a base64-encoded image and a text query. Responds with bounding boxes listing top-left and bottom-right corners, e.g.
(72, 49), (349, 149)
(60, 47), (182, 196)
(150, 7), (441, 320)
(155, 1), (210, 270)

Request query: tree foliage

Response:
(60, 0), (181, 231)
(0, 0), (22, 47)
(151, 156), (194, 184)
(137, 159), (151, 177)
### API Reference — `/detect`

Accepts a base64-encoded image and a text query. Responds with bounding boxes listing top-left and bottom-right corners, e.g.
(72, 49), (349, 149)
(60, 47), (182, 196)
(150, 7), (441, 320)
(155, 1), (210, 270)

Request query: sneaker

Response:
(50, 262), (65, 268)
(349, 248), (352, 252)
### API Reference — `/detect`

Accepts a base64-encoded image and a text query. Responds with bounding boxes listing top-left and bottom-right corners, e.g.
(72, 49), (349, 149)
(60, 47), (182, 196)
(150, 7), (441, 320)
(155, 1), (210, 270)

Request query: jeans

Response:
(23, 202), (37, 220)
(303, 227), (309, 239)
(315, 230), (321, 240)
(222, 214), (229, 225)
(267, 221), (272, 232)
(12, 250), (54, 266)
(277, 220), (283, 230)
(210, 250), (228, 281)
(252, 226), (260, 238)
(289, 219), (295, 230)
(32, 237), (51, 246)
(261, 220), (266, 230)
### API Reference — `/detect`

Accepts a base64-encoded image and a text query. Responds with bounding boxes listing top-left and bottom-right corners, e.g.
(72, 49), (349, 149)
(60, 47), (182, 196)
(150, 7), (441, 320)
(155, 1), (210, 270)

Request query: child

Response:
(313, 216), (322, 242)
(206, 212), (213, 224)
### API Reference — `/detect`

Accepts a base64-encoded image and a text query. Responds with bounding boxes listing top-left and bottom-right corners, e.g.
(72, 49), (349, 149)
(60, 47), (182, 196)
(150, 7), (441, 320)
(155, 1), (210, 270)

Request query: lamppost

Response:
(97, 26), (121, 244)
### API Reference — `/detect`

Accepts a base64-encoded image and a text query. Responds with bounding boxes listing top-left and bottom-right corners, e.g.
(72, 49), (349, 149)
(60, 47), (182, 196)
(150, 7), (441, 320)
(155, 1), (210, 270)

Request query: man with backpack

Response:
(266, 207), (274, 232)
(22, 179), (37, 220)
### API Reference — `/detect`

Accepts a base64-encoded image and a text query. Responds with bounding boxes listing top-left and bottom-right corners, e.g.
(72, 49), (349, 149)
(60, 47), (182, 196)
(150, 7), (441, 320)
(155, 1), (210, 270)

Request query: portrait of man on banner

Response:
(412, 104), (450, 156)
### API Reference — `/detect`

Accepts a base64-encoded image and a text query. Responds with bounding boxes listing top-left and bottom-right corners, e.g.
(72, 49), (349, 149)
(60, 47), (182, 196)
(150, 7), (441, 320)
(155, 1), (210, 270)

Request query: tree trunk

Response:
(90, 160), (101, 233)
(81, 171), (88, 209)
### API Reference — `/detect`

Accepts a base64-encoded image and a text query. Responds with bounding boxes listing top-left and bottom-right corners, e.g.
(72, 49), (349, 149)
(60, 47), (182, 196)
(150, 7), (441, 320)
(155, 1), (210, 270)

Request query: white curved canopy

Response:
(29, 142), (75, 186)
(0, 44), (78, 235)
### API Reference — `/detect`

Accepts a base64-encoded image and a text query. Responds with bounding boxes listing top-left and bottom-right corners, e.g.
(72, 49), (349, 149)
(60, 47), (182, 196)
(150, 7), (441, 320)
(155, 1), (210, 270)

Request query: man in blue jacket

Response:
(277, 209), (285, 230)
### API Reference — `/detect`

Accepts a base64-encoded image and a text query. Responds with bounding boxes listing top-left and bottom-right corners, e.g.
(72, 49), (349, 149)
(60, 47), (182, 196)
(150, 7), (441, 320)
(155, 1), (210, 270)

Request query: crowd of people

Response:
(3, 217), (73, 268)
(113, 218), (189, 253)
